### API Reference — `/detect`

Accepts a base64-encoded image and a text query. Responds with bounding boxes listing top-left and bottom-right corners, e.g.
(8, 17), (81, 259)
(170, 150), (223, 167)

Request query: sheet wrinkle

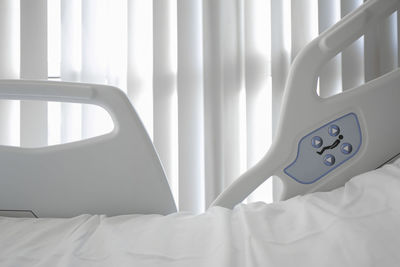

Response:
(125, 251), (202, 262)
(103, 213), (229, 262)
(307, 189), (388, 219)
(27, 215), (107, 266)
(63, 214), (94, 237)
(72, 215), (115, 261)
(230, 172), (396, 246)
(240, 201), (333, 244)
(2, 164), (400, 267)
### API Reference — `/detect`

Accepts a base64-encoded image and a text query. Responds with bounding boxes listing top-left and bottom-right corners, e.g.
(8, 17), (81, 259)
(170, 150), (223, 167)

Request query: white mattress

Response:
(2, 162), (400, 267)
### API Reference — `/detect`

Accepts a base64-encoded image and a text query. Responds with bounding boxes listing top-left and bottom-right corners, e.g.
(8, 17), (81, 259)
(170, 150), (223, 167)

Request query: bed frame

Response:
(212, 0), (400, 208)
(0, 0), (399, 217)
(0, 81), (176, 217)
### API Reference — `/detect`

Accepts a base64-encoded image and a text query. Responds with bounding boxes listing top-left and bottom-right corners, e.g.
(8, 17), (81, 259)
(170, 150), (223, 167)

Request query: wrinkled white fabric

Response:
(1, 162), (400, 267)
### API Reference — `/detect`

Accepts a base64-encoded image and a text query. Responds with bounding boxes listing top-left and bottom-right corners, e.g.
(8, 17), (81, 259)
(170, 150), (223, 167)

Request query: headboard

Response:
(0, 80), (177, 217)
(212, 0), (400, 208)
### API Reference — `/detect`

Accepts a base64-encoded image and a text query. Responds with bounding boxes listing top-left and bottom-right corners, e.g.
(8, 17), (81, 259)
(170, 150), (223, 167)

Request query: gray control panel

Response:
(284, 113), (362, 184)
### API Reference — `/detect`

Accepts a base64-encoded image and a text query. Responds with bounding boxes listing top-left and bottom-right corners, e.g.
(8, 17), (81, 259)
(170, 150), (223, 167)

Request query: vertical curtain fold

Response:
(153, 0), (179, 203)
(377, 13), (398, 75)
(398, 10), (400, 68)
(341, 0), (365, 90)
(60, 0), (82, 144)
(202, 0), (246, 206)
(318, 0), (342, 97)
(364, 11), (398, 81)
(0, 0), (20, 146)
(127, 0), (153, 138)
(290, 0), (318, 62)
(81, 0), (113, 140)
(202, 0), (225, 206)
(105, 0), (127, 92)
(177, 0), (205, 212)
(20, 0), (48, 147)
(271, 0), (291, 200)
(243, 0), (272, 202)
(219, 0), (242, 195)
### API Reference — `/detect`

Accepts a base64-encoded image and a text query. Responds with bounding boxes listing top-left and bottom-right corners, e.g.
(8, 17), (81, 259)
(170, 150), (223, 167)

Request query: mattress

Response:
(1, 162), (400, 267)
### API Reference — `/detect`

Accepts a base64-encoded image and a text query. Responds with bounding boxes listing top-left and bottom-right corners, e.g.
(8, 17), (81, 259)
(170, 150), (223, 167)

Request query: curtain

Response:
(0, 0), (398, 213)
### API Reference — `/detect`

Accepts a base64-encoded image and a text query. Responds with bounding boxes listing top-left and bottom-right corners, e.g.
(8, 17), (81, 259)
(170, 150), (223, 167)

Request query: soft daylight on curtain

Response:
(0, 0), (398, 212)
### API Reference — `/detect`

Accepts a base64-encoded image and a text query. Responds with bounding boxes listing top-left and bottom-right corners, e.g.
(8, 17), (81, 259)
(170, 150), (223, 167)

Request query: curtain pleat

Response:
(318, 0), (342, 97)
(60, 0), (82, 144)
(81, 0), (113, 140)
(20, 0), (48, 148)
(398, 10), (400, 68)
(271, 0), (291, 200)
(105, 0), (127, 92)
(177, 0), (205, 212)
(0, 0), (20, 146)
(243, 0), (272, 202)
(203, 0), (244, 206)
(60, 0), (81, 82)
(341, 0), (365, 90)
(377, 13), (398, 75)
(202, 0), (225, 206)
(219, 0), (243, 196)
(365, 11), (398, 81)
(153, 0), (179, 203)
(290, 0), (318, 62)
(270, 0), (291, 135)
(127, 0), (153, 138)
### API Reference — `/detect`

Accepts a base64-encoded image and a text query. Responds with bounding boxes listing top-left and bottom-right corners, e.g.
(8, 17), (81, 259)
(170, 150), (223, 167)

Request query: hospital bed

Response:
(1, 0), (400, 266)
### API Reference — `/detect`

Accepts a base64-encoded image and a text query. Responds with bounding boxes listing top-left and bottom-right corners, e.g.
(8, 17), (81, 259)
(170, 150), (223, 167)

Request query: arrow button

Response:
(323, 154), (335, 166)
(311, 136), (323, 148)
(328, 125), (340, 136)
(341, 143), (352, 154)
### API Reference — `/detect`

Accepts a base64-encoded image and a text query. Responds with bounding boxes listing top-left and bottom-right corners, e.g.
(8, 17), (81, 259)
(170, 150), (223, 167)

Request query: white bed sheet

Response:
(2, 162), (400, 267)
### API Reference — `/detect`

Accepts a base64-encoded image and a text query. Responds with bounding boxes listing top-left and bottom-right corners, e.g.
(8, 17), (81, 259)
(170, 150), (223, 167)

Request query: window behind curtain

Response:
(1, 0), (398, 212)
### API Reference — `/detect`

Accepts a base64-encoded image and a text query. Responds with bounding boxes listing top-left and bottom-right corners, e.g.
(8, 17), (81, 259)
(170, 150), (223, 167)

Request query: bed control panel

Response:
(284, 113), (362, 184)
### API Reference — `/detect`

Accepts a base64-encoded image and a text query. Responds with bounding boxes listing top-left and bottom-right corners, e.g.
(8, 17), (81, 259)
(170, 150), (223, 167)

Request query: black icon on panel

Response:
(317, 135), (343, 155)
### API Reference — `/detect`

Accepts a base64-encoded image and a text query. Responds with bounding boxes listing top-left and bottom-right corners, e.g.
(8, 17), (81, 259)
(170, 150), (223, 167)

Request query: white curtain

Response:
(0, 0), (398, 213)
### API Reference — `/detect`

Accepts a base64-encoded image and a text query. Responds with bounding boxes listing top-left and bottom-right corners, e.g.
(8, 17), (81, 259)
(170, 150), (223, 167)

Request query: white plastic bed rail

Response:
(0, 80), (177, 217)
(212, 0), (400, 209)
